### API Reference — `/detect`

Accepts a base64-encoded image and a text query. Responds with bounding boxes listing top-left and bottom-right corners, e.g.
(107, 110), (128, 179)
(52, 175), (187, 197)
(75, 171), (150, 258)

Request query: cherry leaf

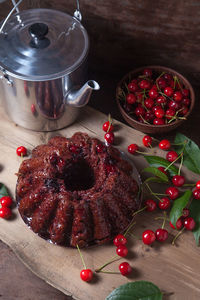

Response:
(142, 167), (169, 183)
(174, 133), (200, 174)
(106, 281), (163, 300)
(189, 198), (200, 246)
(144, 156), (178, 176)
(0, 183), (9, 198)
(169, 190), (192, 227)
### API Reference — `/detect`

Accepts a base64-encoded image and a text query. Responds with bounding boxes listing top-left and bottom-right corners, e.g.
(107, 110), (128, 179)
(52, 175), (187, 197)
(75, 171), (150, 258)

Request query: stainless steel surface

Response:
(0, 0), (23, 34)
(65, 80), (100, 107)
(0, 8), (89, 80)
(0, 7), (99, 131)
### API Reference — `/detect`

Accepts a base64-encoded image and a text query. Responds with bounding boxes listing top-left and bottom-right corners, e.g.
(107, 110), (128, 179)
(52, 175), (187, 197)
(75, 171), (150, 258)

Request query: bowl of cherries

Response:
(116, 66), (195, 134)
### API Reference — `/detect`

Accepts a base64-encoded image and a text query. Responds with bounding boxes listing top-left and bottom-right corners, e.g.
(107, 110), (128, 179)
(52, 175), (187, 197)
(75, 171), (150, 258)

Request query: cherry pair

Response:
(0, 196), (13, 219)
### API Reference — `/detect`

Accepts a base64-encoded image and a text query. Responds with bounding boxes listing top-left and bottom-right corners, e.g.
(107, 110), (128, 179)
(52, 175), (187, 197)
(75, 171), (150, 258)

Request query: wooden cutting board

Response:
(0, 103), (200, 300)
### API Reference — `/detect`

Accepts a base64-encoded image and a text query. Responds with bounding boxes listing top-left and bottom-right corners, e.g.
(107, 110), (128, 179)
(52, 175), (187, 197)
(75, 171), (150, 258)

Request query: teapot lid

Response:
(0, 8), (89, 80)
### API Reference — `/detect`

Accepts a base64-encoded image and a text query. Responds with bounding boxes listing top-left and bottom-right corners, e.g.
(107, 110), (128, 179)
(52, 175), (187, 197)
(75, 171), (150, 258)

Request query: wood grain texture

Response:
(1, 0), (200, 84)
(0, 102), (200, 300)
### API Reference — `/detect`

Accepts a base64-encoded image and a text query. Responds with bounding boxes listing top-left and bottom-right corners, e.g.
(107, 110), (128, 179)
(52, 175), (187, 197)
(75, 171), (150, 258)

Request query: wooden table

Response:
(0, 72), (199, 300)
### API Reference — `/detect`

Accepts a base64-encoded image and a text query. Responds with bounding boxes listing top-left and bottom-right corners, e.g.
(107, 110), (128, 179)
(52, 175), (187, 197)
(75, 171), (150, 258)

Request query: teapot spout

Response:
(65, 80), (100, 107)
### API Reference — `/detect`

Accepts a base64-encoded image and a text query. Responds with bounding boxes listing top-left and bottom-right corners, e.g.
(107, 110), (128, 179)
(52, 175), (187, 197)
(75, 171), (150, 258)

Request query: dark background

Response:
(0, 1), (200, 299)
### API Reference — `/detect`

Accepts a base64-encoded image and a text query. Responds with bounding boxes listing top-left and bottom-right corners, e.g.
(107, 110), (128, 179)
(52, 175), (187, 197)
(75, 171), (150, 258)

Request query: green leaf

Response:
(0, 183), (9, 198)
(144, 156), (179, 176)
(170, 190), (192, 227)
(144, 177), (167, 184)
(174, 133), (200, 174)
(142, 167), (169, 183)
(106, 281), (163, 300)
(189, 198), (200, 246)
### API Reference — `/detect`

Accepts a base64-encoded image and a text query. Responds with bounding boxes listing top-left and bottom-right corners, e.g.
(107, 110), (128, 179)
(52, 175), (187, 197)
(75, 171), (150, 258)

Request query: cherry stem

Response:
(172, 227), (185, 245)
(145, 183), (160, 201)
(161, 211), (167, 229)
(183, 183), (195, 187)
(76, 244), (87, 270)
(178, 152), (184, 175)
(124, 221), (136, 237)
(132, 206), (147, 217)
(164, 152), (183, 171)
(97, 271), (121, 274)
(95, 255), (121, 273)
(155, 216), (170, 222)
(127, 232), (140, 239)
(107, 114), (113, 132)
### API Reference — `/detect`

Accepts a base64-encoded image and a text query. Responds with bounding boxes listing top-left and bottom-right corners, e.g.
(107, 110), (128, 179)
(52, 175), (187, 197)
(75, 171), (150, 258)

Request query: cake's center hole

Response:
(64, 159), (95, 191)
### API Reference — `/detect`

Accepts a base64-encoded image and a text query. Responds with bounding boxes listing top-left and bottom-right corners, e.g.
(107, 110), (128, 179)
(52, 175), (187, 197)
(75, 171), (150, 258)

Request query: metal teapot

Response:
(0, 1), (100, 131)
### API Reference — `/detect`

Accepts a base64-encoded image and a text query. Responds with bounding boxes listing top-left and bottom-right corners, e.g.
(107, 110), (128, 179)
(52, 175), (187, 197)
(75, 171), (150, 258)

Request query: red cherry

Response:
(168, 100), (180, 110)
(128, 82), (138, 92)
(182, 98), (190, 106)
(113, 234), (127, 247)
(116, 245), (128, 257)
(156, 95), (167, 105)
(196, 180), (200, 189)
(182, 208), (190, 218)
(128, 144), (138, 154)
(165, 108), (176, 120)
(143, 68), (152, 77)
(172, 175), (185, 187)
(126, 93), (137, 105)
(169, 218), (183, 230)
(182, 89), (189, 97)
(173, 91), (183, 102)
(149, 89), (158, 99)
(104, 132), (114, 144)
(159, 139), (171, 150)
(0, 196), (13, 208)
(152, 105), (161, 114)
(144, 199), (157, 212)
(157, 77), (167, 89)
(179, 105), (189, 116)
(193, 188), (200, 200)
(155, 107), (165, 119)
(153, 118), (165, 125)
(0, 207), (12, 219)
(166, 151), (178, 162)
(144, 98), (154, 109)
(165, 187), (179, 200)
(158, 166), (168, 175)
(155, 228), (168, 242)
(96, 144), (105, 153)
(142, 135), (152, 147)
(158, 197), (171, 210)
(102, 121), (114, 132)
(80, 269), (93, 282)
(139, 79), (151, 90)
(184, 217), (196, 230)
(144, 110), (155, 122)
(164, 87), (174, 97)
(135, 106), (145, 117)
(142, 230), (156, 245)
(151, 84), (158, 90)
(119, 262), (132, 276)
(163, 73), (173, 82)
(16, 146), (27, 157)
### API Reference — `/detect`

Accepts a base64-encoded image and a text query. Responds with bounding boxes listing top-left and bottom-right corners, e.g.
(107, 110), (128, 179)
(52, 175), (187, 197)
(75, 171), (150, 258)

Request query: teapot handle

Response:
(73, 0), (82, 22)
(0, 0), (23, 34)
(0, 0), (82, 35)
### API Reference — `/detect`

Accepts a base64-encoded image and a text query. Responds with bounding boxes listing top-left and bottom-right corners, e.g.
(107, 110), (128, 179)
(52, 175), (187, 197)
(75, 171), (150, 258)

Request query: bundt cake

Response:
(16, 132), (140, 247)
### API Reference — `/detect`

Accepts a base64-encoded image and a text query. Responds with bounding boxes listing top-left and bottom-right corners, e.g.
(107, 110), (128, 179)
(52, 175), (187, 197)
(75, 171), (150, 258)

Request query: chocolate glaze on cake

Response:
(16, 132), (139, 247)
